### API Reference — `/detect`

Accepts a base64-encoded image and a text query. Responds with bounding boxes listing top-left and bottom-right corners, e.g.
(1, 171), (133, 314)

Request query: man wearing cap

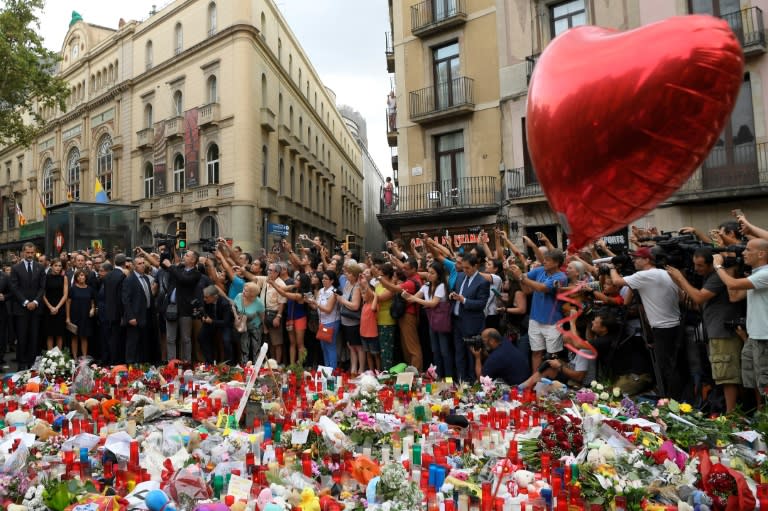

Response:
(610, 246), (683, 399)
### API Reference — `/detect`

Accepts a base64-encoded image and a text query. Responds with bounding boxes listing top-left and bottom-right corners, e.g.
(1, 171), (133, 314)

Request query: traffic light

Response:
(176, 221), (187, 250)
(345, 235), (355, 249)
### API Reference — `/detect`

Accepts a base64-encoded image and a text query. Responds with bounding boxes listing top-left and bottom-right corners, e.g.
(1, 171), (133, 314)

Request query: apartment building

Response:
(0, 0), (364, 254)
(379, 0), (506, 246)
(499, 0), (768, 247)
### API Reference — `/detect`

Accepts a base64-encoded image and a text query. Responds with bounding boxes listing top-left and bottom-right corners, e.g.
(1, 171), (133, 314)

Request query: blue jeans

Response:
(430, 329), (453, 378)
(321, 320), (340, 369)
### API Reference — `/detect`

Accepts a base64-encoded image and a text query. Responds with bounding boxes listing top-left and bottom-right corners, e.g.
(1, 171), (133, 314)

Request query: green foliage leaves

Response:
(0, 0), (70, 148)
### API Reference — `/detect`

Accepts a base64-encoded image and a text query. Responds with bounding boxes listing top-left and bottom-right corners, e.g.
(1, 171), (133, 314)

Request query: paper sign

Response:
(395, 372), (414, 388)
(291, 429), (309, 445)
(227, 474), (252, 501)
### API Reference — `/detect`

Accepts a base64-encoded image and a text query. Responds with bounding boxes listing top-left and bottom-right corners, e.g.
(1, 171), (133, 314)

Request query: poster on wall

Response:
(153, 121), (167, 194)
(184, 108), (200, 188)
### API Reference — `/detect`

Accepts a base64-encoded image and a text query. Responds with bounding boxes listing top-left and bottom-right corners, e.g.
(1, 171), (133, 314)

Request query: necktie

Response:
(454, 273), (473, 316)
(140, 275), (151, 307)
(27, 262), (32, 273)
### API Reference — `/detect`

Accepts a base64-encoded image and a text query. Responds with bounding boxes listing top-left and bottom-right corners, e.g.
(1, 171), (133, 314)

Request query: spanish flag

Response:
(94, 178), (109, 203)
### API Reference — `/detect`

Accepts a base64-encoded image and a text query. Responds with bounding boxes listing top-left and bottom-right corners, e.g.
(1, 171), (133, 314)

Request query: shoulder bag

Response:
(340, 285), (361, 320)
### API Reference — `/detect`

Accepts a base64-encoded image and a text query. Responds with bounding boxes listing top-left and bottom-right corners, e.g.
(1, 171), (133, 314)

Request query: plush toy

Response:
(31, 420), (57, 441)
(256, 488), (273, 510)
(145, 490), (176, 511)
(298, 488), (320, 511)
(350, 455), (381, 486)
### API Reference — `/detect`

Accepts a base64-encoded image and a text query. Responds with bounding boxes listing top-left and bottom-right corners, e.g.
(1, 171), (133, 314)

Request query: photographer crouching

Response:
(468, 328), (530, 386)
(199, 285), (234, 364)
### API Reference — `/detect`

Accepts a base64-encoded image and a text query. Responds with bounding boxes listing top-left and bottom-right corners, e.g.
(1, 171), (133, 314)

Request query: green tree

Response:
(0, 0), (69, 148)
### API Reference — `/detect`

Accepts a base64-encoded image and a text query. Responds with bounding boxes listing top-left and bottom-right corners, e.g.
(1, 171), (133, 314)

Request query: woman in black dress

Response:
(66, 269), (95, 358)
(44, 258), (68, 350)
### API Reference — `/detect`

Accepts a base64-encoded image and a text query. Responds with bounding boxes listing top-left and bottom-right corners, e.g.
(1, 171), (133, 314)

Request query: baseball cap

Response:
(630, 246), (654, 259)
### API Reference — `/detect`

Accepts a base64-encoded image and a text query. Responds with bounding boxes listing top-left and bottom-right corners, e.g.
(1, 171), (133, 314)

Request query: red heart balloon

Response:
(526, 15), (744, 250)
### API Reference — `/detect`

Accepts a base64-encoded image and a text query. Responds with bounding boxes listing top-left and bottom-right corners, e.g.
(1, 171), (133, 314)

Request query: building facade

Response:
(379, 0), (505, 246)
(498, 0), (768, 248)
(0, 0), (364, 254)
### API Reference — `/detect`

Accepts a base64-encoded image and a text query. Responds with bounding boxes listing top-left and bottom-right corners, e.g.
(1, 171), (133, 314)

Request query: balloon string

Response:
(555, 282), (597, 360)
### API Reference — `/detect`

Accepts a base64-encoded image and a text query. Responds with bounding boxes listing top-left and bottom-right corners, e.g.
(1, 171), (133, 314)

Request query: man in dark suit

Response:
(10, 243), (46, 368)
(122, 255), (152, 364)
(162, 250), (202, 361)
(66, 253), (99, 289)
(0, 268), (12, 369)
(450, 253), (490, 382)
(103, 253), (127, 364)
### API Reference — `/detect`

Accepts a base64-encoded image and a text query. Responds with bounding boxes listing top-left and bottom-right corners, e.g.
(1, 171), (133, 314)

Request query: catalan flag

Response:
(15, 203), (26, 226)
(94, 178), (109, 203)
(36, 189), (46, 217)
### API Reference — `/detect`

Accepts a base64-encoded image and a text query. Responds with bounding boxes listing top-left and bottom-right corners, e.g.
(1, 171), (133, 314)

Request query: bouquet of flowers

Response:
(539, 414), (584, 459)
(373, 463), (423, 511)
(37, 348), (76, 381)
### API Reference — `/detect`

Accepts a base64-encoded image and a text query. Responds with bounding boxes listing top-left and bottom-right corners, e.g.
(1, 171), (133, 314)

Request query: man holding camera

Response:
(162, 250), (202, 361)
(199, 285), (234, 363)
(667, 248), (745, 412)
(713, 238), (768, 403)
(468, 328), (530, 385)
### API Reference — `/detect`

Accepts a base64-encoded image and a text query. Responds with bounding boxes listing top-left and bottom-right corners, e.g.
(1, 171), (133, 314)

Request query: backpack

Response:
(390, 278), (418, 320)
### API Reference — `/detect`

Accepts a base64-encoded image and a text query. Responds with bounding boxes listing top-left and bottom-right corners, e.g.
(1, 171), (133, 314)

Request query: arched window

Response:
(298, 68), (302, 87)
(200, 215), (219, 240)
(145, 41), (153, 70)
(207, 144), (220, 184)
(278, 38), (282, 62)
(207, 76), (217, 104)
(299, 172), (304, 203)
(207, 2), (217, 36)
(278, 94), (283, 123)
(289, 106), (294, 130)
(140, 224), (153, 246)
(144, 162), (154, 198)
(308, 178), (312, 209)
(288, 54), (293, 77)
(290, 166), (295, 199)
(67, 148), (81, 201)
(261, 74), (267, 105)
(108, 63), (114, 83)
(96, 135), (113, 199)
(42, 159), (54, 206)
(278, 158), (284, 195)
(144, 103), (153, 128)
(299, 117), (303, 141)
(262, 145), (268, 186)
(174, 23), (183, 54)
(173, 90), (183, 116)
(173, 154), (185, 192)
(260, 12), (267, 38)
(316, 184), (320, 213)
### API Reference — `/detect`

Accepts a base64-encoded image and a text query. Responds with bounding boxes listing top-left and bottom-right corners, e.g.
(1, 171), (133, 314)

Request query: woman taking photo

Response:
(306, 270), (340, 369)
(66, 269), (95, 358)
(359, 274), (380, 372)
(269, 272), (310, 366)
(43, 258), (68, 351)
(403, 261), (452, 378)
(338, 263), (364, 374)
(234, 281), (265, 364)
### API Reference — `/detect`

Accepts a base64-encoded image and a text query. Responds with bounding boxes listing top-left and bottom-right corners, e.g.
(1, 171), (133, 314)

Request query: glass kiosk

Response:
(45, 202), (138, 256)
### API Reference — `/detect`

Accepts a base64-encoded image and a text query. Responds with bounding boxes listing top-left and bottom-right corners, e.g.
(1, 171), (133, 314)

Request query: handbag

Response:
(316, 324), (335, 343)
(340, 285), (361, 321)
(234, 312), (248, 333)
(66, 321), (78, 335)
(427, 300), (452, 333)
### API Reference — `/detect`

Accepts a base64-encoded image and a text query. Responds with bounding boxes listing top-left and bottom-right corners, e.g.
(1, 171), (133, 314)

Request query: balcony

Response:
(670, 141), (768, 202)
(260, 107), (276, 132)
(411, 0), (467, 38)
(504, 167), (544, 201)
(720, 7), (766, 57)
(278, 124), (291, 145)
(385, 32), (395, 73)
(386, 107), (397, 147)
(409, 77), (474, 123)
(526, 53), (540, 85)
(136, 128), (154, 149)
(165, 116), (184, 138)
(198, 102), (220, 127)
(378, 176), (498, 223)
(260, 186), (278, 212)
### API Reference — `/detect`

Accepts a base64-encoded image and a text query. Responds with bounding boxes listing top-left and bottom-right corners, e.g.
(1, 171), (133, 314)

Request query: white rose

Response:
(612, 387), (621, 398)
(599, 392), (609, 400)
(595, 383), (604, 391)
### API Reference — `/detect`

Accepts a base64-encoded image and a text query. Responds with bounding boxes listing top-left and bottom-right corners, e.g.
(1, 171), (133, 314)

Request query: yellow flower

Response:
(679, 403), (693, 413)
(431, 404), (442, 413)
(597, 465), (617, 477)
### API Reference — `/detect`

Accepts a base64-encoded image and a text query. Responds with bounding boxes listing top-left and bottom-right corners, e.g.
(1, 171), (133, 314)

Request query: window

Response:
(290, 166), (295, 198)
(289, 106), (294, 130)
(278, 38), (282, 62)
(308, 178), (312, 209)
(17, 159), (22, 180)
(96, 135), (113, 199)
(173, 154), (185, 192)
(146, 41), (153, 69)
(144, 162), (154, 198)
(702, 73), (758, 188)
(689, 0), (740, 16)
(67, 148), (81, 201)
(521, 117), (536, 185)
(140, 225), (153, 246)
(299, 172), (304, 202)
(261, 74), (267, 105)
(435, 131), (464, 186)
(278, 94), (283, 123)
(173, 90), (183, 116)
(278, 158), (284, 195)
(260, 12), (266, 39)
(207, 76), (217, 104)
(262, 145), (268, 186)
(207, 144), (220, 184)
(42, 159), (54, 206)
(200, 215), (219, 239)
(433, 41), (460, 110)
(550, 0), (586, 38)
(145, 104), (153, 128)
(7, 196), (15, 230)
(174, 23), (183, 54)
(207, 2), (217, 36)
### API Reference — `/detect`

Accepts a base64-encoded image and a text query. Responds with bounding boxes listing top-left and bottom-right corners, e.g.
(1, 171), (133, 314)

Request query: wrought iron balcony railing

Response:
(504, 167), (543, 200)
(408, 77), (474, 122)
(525, 53), (540, 85)
(720, 7), (766, 55)
(411, 0), (467, 37)
(379, 175), (497, 215)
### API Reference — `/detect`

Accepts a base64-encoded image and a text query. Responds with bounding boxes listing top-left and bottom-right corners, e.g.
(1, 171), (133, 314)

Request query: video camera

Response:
(200, 238), (217, 253)
(190, 298), (204, 320)
(463, 335), (484, 350)
(712, 244), (747, 270)
(153, 232), (176, 263)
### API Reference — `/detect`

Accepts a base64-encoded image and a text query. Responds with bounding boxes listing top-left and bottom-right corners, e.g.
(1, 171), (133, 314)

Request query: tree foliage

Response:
(0, 0), (70, 148)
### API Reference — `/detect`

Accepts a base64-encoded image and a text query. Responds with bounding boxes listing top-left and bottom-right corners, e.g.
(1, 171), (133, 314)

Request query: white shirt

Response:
(623, 268), (680, 328)
(420, 282), (446, 303)
(747, 264), (768, 339)
(317, 286), (340, 324)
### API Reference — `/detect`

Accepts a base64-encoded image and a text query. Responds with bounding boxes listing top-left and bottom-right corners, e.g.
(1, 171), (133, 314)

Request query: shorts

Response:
(709, 336), (743, 385)
(528, 319), (563, 353)
(741, 337), (768, 390)
(343, 324), (362, 346)
(361, 336), (381, 354)
(286, 316), (307, 332)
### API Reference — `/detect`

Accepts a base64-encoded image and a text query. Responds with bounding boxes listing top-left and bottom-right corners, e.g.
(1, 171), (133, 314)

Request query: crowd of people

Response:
(0, 210), (766, 414)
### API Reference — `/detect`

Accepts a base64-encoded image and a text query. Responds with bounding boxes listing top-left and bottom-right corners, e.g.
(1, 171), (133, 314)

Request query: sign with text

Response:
(268, 223), (290, 236)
